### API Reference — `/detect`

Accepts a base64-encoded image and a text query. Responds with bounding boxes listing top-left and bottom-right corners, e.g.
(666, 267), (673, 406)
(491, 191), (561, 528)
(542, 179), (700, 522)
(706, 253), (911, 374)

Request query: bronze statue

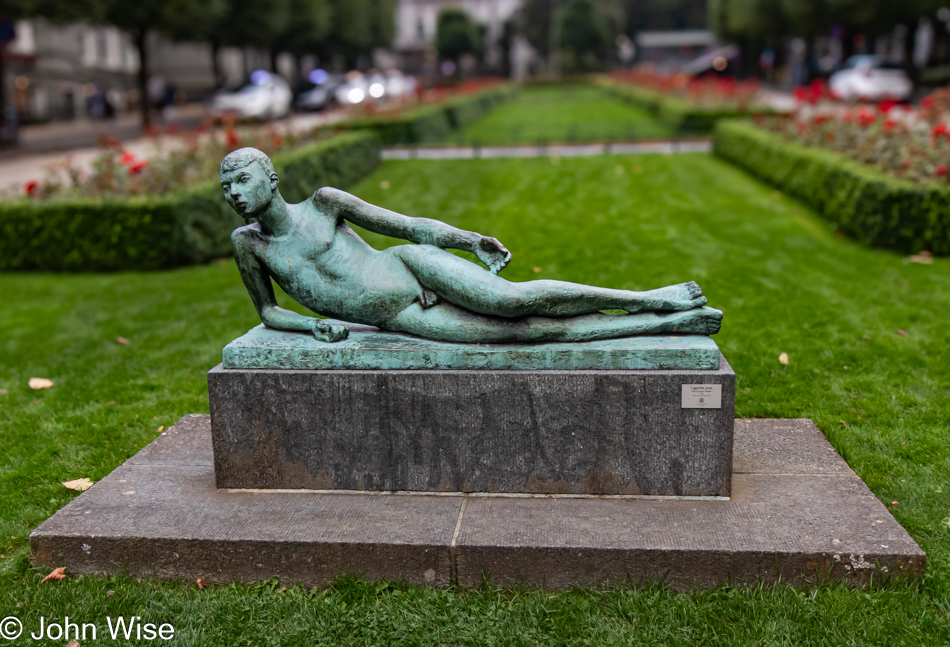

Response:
(220, 148), (722, 343)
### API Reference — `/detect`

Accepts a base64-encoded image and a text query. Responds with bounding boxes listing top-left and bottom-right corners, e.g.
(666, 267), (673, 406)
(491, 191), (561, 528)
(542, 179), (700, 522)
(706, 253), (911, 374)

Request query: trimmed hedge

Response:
(344, 85), (517, 144)
(604, 82), (770, 134)
(0, 131), (381, 272)
(714, 120), (950, 255)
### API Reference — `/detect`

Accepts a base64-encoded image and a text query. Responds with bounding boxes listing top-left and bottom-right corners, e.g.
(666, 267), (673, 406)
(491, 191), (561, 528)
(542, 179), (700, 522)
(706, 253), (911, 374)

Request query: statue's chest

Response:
(261, 221), (336, 282)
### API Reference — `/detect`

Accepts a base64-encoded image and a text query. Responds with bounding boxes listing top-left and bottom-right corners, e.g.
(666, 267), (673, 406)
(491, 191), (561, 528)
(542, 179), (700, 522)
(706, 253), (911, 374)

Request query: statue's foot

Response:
(667, 306), (723, 335)
(634, 281), (706, 312)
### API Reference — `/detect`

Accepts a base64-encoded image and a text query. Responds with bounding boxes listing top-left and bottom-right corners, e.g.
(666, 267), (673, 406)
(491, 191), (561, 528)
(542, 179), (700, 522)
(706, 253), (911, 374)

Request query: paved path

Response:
(381, 140), (712, 160)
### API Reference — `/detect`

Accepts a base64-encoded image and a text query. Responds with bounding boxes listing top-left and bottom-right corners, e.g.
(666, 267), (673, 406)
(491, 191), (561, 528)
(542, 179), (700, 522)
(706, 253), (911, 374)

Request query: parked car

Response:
(334, 71), (370, 106)
(209, 70), (293, 121)
(829, 56), (913, 102)
(294, 69), (343, 112)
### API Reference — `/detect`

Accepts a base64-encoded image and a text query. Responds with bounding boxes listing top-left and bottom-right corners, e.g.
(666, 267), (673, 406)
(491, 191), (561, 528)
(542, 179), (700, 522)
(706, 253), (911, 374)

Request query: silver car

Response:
(210, 70), (293, 121)
(829, 56), (912, 102)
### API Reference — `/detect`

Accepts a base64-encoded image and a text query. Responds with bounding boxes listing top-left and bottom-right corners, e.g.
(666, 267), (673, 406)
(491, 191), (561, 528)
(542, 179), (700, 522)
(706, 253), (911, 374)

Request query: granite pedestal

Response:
(30, 416), (925, 590)
(209, 325), (735, 496)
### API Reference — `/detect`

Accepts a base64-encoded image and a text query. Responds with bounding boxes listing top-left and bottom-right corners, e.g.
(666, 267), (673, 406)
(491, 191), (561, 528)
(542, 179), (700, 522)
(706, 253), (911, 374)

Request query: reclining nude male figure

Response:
(220, 148), (723, 344)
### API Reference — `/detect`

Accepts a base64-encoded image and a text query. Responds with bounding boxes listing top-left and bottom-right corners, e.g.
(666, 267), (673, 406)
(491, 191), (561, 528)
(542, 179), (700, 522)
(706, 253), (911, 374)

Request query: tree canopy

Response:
(436, 8), (482, 63)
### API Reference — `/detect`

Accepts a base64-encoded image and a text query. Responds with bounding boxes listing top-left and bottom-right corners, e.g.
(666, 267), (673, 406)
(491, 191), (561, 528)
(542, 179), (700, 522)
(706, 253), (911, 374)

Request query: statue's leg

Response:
(393, 244), (706, 317)
(389, 301), (723, 343)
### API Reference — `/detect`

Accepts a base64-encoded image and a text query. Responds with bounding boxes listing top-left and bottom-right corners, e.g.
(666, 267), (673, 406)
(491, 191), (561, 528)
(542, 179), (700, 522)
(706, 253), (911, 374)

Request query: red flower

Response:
(824, 131), (835, 141)
(857, 109), (876, 128)
(937, 165), (948, 177)
(225, 130), (240, 147)
(932, 123), (947, 138)
(119, 152), (136, 165)
(129, 159), (149, 175)
(24, 179), (39, 196)
(922, 96), (935, 109)
(813, 114), (829, 125)
(272, 136), (283, 149)
(884, 118), (897, 131)
(879, 100), (897, 113)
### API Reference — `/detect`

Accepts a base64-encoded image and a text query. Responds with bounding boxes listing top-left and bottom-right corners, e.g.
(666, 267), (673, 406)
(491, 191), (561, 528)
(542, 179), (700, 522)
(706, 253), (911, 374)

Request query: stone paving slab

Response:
(30, 416), (924, 590)
(380, 140), (713, 160)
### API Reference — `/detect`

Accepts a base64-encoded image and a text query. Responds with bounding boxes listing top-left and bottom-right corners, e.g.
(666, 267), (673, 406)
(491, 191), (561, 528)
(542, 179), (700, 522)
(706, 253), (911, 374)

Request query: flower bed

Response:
(601, 73), (775, 134)
(713, 120), (950, 255)
(750, 87), (950, 186)
(0, 132), (381, 272)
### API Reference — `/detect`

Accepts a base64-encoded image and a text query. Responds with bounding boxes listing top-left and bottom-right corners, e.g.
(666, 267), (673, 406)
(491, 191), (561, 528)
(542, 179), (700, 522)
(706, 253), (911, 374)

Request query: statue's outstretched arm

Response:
(315, 187), (512, 274)
(232, 229), (348, 342)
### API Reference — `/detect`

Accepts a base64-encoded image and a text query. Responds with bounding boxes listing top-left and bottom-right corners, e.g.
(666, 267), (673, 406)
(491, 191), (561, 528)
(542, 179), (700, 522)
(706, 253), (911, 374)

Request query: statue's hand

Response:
(312, 319), (349, 343)
(475, 235), (512, 275)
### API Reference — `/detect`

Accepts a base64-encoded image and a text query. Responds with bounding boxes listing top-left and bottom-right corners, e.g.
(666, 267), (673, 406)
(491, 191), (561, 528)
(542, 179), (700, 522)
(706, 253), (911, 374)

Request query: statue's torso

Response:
(250, 200), (422, 326)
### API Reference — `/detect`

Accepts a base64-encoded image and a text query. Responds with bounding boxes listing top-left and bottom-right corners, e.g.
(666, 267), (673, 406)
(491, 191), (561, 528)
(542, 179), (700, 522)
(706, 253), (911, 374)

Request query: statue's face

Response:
(220, 162), (277, 218)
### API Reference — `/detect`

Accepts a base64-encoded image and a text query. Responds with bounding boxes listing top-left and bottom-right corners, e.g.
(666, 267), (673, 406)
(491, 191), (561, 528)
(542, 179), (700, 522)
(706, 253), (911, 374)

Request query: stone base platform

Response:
(30, 416), (924, 590)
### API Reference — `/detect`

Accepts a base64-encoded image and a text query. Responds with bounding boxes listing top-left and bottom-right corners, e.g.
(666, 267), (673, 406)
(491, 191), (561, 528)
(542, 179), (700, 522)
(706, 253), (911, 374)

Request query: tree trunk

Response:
(903, 19), (919, 83)
(133, 26), (151, 127)
(210, 40), (223, 88)
(0, 40), (8, 140)
(270, 49), (279, 75)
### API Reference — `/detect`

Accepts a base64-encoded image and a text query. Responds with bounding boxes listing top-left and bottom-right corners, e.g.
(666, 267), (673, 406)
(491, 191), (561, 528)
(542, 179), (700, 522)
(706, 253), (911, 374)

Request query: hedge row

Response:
(713, 120), (950, 255)
(603, 82), (768, 134)
(344, 85), (517, 145)
(0, 131), (381, 272)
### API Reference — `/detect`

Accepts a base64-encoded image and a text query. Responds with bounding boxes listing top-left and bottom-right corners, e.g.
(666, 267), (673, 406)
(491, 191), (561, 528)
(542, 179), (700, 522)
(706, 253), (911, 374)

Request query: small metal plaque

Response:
(682, 384), (722, 409)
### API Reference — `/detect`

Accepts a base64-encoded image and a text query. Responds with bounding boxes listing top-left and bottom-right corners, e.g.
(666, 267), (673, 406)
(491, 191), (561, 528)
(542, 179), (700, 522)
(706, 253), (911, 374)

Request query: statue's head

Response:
(220, 148), (279, 218)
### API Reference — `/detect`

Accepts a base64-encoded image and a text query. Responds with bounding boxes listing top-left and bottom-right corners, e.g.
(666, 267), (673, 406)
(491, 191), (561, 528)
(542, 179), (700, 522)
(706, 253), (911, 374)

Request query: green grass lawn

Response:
(453, 85), (672, 146)
(2, 153), (950, 644)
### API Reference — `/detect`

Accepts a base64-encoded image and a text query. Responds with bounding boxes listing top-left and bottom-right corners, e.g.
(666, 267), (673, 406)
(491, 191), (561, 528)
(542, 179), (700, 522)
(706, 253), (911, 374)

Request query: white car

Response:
(829, 56), (913, 102)
(209, 71), (293, 121)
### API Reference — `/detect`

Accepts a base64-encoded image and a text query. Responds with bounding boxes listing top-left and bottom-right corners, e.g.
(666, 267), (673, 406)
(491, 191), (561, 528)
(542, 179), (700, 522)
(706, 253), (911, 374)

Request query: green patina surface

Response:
(222, 323), (722, 370)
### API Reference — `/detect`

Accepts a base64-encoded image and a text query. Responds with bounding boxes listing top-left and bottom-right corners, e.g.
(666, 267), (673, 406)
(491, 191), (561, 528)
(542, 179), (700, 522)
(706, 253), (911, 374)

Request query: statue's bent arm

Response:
(315, 187), (512, 274)
(231, 229), (348, 342)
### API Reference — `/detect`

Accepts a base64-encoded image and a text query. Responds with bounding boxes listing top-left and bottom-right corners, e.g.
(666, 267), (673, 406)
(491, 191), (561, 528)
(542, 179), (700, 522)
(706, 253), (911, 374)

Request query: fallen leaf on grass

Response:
(0, 389), (7, 395)
(889, 501), (899, 510)
(895, 329), (909, 337)
(862, 334), (871, 341)
(532, 267), (542, 273)
(41, 567), (66, 583)
(62, 478), (94, 492)
(157, 425), (165, 433)
(907, 254), (934, 264)
(778, 353), (789, 365)
(839, 420), (847, 428)
(66, 640), (79, 647)
(116, 336), (130, 345)
(28, 378), (54, 390)
(197, 578), (208, 589)
(107, 590), (115, 597)
(106, 400), (117, 406)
